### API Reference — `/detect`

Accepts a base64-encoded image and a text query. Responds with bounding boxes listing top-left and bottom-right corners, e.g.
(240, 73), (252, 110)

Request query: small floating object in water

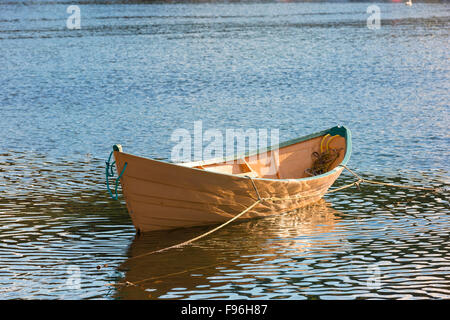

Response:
(405, 0), (412, 6)
(106, 126), (351, 233)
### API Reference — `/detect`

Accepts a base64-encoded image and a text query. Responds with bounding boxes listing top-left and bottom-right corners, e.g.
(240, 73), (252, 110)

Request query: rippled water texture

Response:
(0, 2), (449, 299)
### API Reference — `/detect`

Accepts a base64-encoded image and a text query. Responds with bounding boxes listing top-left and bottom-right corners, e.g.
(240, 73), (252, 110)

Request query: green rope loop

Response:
(105, 151), (127, 200)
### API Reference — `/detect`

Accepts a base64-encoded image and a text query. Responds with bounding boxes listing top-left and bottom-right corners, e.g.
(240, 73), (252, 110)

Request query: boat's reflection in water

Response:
(115, 200), (346, 299)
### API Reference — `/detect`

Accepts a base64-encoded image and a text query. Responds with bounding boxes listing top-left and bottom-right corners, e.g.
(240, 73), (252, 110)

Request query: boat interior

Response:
(185, 133), (347, 179)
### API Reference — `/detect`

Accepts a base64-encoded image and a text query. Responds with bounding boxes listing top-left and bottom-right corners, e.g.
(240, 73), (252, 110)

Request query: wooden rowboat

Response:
(109, 125), (351, 233)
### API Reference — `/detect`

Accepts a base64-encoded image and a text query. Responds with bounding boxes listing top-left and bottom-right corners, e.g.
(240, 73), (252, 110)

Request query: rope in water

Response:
(339, 165), (438, 192)
(107, 165), (439, 288)
(126, 200), (262, 261)
(106, 262), (227, 288)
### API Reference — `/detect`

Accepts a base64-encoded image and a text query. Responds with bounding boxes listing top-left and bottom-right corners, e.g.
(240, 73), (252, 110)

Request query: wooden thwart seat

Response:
(235, 158), (259, 178)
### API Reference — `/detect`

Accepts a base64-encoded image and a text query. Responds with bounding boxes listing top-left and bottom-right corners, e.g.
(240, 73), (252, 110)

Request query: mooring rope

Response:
(107, 261), (231, 288)
(338, 164), (438, 192)
(126, 200), (262, 261)
(107, 165), (440, 288)
(246, 175), (262, 201)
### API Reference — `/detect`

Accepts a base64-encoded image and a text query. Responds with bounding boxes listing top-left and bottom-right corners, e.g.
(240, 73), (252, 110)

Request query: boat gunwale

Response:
(113, 125), (352, 183)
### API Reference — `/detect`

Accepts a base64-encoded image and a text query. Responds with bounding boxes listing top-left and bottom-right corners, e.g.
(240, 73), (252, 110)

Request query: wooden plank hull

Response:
(112, 126), (352, 233)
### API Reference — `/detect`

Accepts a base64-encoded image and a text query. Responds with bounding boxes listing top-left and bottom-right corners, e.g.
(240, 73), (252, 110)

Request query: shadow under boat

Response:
(112, 199), (346, 299)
